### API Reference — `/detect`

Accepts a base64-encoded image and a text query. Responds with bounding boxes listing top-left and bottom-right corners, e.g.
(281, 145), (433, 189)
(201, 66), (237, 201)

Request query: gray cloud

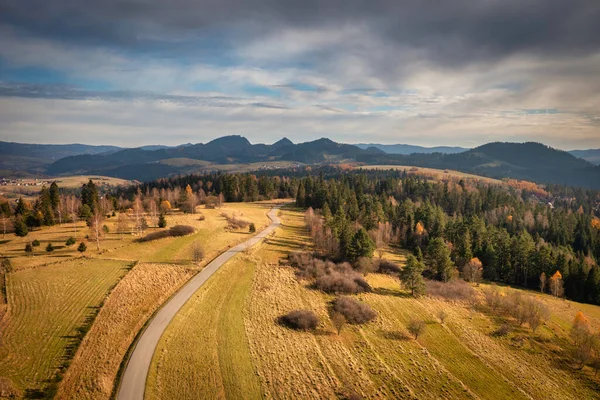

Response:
(0, 82), (288, 109)
(3, 1), (599, 68)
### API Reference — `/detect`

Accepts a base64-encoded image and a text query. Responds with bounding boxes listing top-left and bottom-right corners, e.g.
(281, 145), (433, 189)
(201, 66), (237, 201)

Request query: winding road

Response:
(116, 206), (282, 400)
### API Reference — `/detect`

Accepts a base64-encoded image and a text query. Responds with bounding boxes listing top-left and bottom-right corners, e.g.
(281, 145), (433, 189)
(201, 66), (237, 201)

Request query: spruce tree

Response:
(14, 217), (28, 237)
(158, 213), (167, 228)
(400, 255), (426, 296)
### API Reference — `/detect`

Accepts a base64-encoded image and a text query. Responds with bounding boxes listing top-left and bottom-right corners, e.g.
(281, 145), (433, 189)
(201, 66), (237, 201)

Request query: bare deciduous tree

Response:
(1, 215), (13, 237)
(117, 212), (130, 240)
(66, 195), (80, 237)
(540, 272), (547, 293)
(331, 312), (346, 335)
(148, 199), (159, 226)
(192, 240), (205, 263)
(89, 211), (104, 251)
(407, 319), (426, 339)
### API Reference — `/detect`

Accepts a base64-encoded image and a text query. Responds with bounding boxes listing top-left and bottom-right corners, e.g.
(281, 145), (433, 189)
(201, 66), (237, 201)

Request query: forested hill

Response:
(363, 142), (600, 189)
(5, 136), (600, 188)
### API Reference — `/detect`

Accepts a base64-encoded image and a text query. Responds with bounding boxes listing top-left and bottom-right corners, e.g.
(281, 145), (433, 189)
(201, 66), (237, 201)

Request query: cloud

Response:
(0, 0), (599, 148)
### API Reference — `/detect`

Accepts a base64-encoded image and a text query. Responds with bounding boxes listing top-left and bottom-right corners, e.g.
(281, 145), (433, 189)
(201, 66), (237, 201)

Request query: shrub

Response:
(65, 237), (76, 246)
(426, 279), (476, 302)
(357, 257), (376, 275)
(315, 272), (371, 294)
(249, 223), (256, 233)
(288, 252), (372, 294)
(25, 243), (33, 253)
(407, 319), (426, 339)
(197, 213), (206, 221)
(437, 309), (448, 324)
(492, 323), (512, 337)
(102, 225), (110, 233)
(168, 225), (196, 237)
(375, 259), (402, 275)
(483, 285), (501, 309)
(77, 242), (87, 253)
(221, 213), (250, 229)
(32, 239), (41, 247)
(331, 296), (376, 324)
(46, 243), (54, 252)
(278, 310), (319, 331)
(138, 225), (195, 242)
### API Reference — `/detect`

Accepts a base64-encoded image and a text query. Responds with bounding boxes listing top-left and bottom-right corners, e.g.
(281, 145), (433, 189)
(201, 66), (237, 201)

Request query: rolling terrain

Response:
(0, 202), (272, 397)
(3, 137), (600, 188)
(146, 208), (600, 399)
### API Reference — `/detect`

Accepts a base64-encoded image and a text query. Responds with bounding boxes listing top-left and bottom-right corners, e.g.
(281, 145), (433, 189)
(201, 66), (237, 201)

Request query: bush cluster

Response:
(278, 310), (319, 330)
(138, 225), (195, 242)
(374, 259), (402, 275)
(483, 286), (550, 332)
(221, 213), (250, 229)
(331, 296), (377, 324)
(288, 252), (371, 294)
(426, 279), (476, 302)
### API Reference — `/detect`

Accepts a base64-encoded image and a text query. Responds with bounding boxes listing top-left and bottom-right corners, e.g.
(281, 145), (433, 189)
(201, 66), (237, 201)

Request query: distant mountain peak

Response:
(206, 135), (251, 148)
(273, 137), (294, 148)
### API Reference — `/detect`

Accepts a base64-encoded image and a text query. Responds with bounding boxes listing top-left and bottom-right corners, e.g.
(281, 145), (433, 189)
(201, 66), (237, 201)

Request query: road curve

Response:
(116, 206), (281, 400)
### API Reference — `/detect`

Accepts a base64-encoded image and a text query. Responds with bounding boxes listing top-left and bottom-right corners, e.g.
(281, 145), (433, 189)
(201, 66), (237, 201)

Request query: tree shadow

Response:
(373, 287), (411, 298)
(0, 239), (11, 245)
(378, 329), (410, 341)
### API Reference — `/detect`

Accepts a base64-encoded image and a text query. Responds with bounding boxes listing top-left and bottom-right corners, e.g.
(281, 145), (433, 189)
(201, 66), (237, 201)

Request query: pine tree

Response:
(158, 213), (167, 228)
(400, 255), (426, 296)
(428, 237), (455, 282)
(14, 217), (28, 237)
(296, 182), (305, 207)
(347, 227), (375, 262)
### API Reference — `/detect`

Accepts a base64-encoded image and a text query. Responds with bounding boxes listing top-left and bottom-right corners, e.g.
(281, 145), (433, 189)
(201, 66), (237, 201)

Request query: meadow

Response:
(146, 208), (600, 400)
(0, 201), (272, 398)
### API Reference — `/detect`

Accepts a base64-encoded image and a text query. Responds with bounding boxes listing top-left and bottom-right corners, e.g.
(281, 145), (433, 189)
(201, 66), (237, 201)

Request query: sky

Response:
(0, 0), (599, 149)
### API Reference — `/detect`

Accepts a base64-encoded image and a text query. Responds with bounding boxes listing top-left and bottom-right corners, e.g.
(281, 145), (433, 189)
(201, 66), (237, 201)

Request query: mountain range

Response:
(2, 137), (600, 188)
(355, 143), (469, 155)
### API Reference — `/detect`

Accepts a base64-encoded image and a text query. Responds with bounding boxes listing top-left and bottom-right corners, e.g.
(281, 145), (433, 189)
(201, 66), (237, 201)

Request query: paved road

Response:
(117, 206), (282, 400)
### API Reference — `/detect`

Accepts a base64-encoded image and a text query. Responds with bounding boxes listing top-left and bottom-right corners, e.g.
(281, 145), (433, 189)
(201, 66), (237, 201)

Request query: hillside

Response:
(4, 137), (600, 188)
(356, 143), (469, 154)
(570, 149), (600, 165)
(146, 208), (600, 400)
(46, 136), (385, 178)
(362, 142), (600, 188)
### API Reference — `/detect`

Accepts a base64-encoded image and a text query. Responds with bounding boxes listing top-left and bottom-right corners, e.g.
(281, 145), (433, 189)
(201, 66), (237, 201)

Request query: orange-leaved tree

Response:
(549, 270), (564, 298)
(571, 311), (591, 346)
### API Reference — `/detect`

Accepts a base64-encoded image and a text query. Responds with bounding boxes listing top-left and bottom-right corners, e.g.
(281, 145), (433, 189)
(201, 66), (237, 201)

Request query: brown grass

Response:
(146, 208), (600, 399)
(55, 262), (197, 400)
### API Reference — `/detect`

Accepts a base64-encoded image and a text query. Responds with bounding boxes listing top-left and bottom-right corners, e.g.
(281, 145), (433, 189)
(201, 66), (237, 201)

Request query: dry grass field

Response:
(0, 176), (134, 201)
(146, 208), (600, 400)
(0, 259), (130, 397)
(0, 201), (274, 397)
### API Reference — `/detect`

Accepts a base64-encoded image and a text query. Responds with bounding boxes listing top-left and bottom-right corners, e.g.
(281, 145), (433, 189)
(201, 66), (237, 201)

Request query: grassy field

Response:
(0, 201), (275, 397)
(0, 175), (134, 200)
(53, 201), (274, 399)
(0, 259), (130, 397)
(146, 208), (600, 400)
